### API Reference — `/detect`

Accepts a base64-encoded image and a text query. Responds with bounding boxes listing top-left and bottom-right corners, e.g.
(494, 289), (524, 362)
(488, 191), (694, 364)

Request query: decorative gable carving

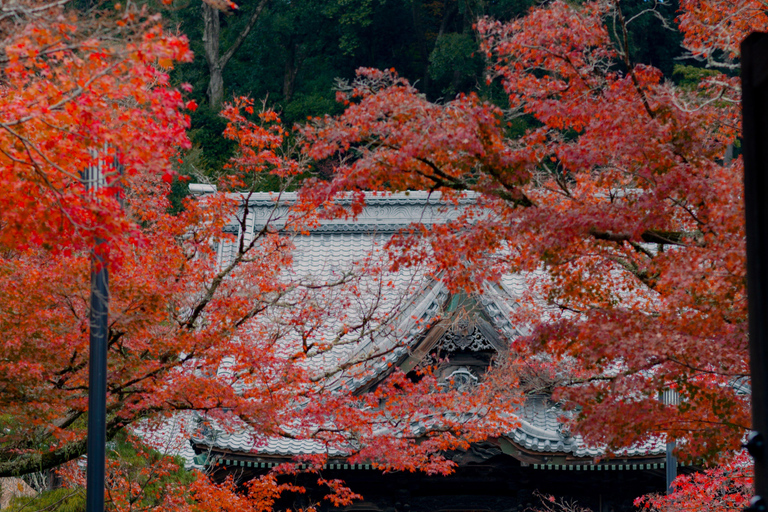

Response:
(439, 325), (496, 352)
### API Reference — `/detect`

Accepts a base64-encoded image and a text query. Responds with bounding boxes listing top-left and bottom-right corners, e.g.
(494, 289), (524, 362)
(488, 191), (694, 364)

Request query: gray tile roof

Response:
(244, 191), (473, 235)
(190, 396), (666, 460)
(135, 412), (200, 468)
(193, 427), (350, 458)
(185, 190), (667, 464)
(512, 395), (666, 457)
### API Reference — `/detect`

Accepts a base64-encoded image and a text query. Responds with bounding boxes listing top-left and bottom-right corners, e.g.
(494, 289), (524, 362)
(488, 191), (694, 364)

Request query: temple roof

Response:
(183, 190), (667, 467)
(190, 394), (666, 462)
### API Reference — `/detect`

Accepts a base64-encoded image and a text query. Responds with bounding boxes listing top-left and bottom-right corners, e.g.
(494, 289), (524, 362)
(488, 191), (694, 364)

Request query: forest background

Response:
(171, 0), (683, 189)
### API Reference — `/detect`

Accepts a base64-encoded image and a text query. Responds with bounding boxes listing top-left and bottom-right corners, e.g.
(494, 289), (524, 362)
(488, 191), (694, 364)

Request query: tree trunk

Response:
(410, 0), (430, 95)
(202, 0), (271, 109)
(202, 2), (224, 108)
(282, 40), (305, 104)
(208, 65), (224, 109)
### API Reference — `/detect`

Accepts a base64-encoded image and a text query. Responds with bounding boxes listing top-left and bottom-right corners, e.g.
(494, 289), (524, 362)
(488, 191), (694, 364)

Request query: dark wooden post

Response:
(742, 32), (768, 512)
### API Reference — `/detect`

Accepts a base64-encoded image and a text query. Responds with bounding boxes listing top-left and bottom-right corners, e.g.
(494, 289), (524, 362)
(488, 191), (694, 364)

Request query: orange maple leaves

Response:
(635, 451), (751, 511)
(298, 0), (757, 461)
(0, 2), (192, 254)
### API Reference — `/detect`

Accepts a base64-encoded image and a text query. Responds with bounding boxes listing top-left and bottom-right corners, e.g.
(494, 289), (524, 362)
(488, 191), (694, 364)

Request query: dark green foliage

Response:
(429, 33), (484, 97)
(165, 0), (686, 178)
(282, 92), (341, 125)
(168, 175), (192, 215)
(188, 103), (237, 173)
(672, 64), (721, 88)
(483, 0), (537, 19)
(321, 0), (386, 55)
(8, 433), (196, 512)
(7, 487), (85, 512)
(619, 0), (684, 77)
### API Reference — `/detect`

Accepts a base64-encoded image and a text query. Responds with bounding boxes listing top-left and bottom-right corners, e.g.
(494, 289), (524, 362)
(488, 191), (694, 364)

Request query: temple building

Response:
(184, 190), (679, 512)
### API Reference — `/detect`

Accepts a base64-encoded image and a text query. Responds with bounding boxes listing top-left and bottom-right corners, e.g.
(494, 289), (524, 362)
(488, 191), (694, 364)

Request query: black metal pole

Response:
(665, 440), (676, 494)
(85, 162), (109, 512)
(661, 388), (677, 494)
(742, 32), (768, 512)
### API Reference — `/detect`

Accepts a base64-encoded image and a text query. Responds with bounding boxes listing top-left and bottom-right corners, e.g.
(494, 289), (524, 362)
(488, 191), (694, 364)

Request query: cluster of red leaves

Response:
(635, 452), (752, 511)
(190, 466), (365, 511)
(300, 68), (517, 213)
(677, 0), (768, 62)
(221, 97), (302, 184)
(0, 1), (192, 255)
(190, 473), (305, 512)
(298, 0), (757, 462)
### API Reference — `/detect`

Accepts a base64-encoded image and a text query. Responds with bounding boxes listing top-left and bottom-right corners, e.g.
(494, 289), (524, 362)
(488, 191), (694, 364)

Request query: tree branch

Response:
(219, 0), (270, 69)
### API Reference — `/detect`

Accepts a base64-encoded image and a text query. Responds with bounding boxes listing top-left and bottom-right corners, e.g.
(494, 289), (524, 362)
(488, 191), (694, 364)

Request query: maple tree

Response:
(635, 451), (751, 512)
(298, 0), (758, 464)
(0, 0), (192, 253)
(0, 77), (520, 511)
(0, 0), (199, 477)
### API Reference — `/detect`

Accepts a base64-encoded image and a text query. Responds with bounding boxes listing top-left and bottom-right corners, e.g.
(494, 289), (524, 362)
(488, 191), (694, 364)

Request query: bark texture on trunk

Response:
(203, 3), (224, 108)
(202, 0), (270, 109)
(282, 39), (305, 104)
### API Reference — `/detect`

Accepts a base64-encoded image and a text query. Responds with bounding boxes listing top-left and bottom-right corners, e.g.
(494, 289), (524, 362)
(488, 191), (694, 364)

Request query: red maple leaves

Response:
(0, 3), (192, 254)
(299, 0), (754, 461)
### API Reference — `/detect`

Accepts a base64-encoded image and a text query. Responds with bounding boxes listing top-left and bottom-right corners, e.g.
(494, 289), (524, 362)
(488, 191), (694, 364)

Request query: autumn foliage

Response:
(635, 452), (752, 511)
(0, 0), (763, 509)
(299, 0), (754, 462)
(0, 0), (193, 253)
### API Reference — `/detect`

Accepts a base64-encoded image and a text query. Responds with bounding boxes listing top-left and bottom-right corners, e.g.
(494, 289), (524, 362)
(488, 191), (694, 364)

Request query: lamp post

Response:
(83, 151), (112, 512)
(742, 32), (768, 512)
(662, 389), (678, 495)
